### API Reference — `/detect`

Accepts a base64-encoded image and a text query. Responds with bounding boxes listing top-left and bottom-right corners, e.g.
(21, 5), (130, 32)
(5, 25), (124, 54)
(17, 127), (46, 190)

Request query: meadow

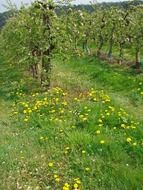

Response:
(0, 55), (143, 190)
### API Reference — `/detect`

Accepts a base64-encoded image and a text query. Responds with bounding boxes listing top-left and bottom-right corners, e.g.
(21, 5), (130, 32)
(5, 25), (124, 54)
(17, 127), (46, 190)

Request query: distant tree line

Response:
(0, 11), (12, 28)
(57, 0), (143, 14)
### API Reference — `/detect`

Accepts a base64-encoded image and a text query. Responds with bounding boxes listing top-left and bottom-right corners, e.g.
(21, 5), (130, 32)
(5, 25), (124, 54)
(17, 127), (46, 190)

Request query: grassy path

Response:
(53, 56), (143, 121)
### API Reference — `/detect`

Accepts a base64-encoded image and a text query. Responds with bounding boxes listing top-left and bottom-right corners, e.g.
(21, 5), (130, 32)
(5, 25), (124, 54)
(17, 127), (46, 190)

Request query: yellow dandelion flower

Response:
(55, 177), (60, 182)
(82, 117), (88, 121)
(63, 187), (69, 190)
(100, 140), (105, 144)
(126, 137), (132, 143)
(76, 180), (81, 184)
(48, 162), (54, 167)
(88, 93), (93, 97)
(24, 118), (28, 122)
(51, 110), (56, 113)
(54, 174), (59, 178)
(106, 112), (110, 116)
(121, 124), (126, 128)
(60, 110), (64, 114)
(96, 130), (101, 135)
(74, 178), (81, 184)
(133, 142), (137, 146)
(13, 111), (18, 115)
(98, 119), (103, 123)
(23, 110), (27, 114)
(28, 109), (32, 113)
(63, 183), (70, 190)
(55, 98), (59, 102)
(64, 183), (70, 187)
(40, 136), (44, 140)
(101, 115), (105, 119)
(131, 125), (136, 129)
(85, 167), (90, 172)
(62, 101), (68, 106)
(73, 183), (78, 188)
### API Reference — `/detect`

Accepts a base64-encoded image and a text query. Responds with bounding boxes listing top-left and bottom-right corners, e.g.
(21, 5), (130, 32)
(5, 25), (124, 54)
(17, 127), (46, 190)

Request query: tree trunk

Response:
(108, 39), (113, 59)
(37, 1), (55, 88)
(42, 55), (51, 88)
(83, 39), (90, 55)
(97, 35), (103, 57)
(135, 49), (141, 70)
(30, 65), (36, 78)
(75, 38), (78, 50)
(108, 25), (115, 59)
(37, 56), (43, 84)
(118, 42), (124, 65)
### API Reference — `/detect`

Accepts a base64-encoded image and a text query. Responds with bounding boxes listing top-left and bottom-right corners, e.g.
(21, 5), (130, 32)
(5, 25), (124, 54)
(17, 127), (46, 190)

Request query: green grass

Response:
(52, 56), (143, 119)
(0, 56), (143, 190)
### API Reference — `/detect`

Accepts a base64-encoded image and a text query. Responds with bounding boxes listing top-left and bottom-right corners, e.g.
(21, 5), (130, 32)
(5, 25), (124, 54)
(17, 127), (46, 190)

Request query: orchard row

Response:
(1, 0), (143, 86)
